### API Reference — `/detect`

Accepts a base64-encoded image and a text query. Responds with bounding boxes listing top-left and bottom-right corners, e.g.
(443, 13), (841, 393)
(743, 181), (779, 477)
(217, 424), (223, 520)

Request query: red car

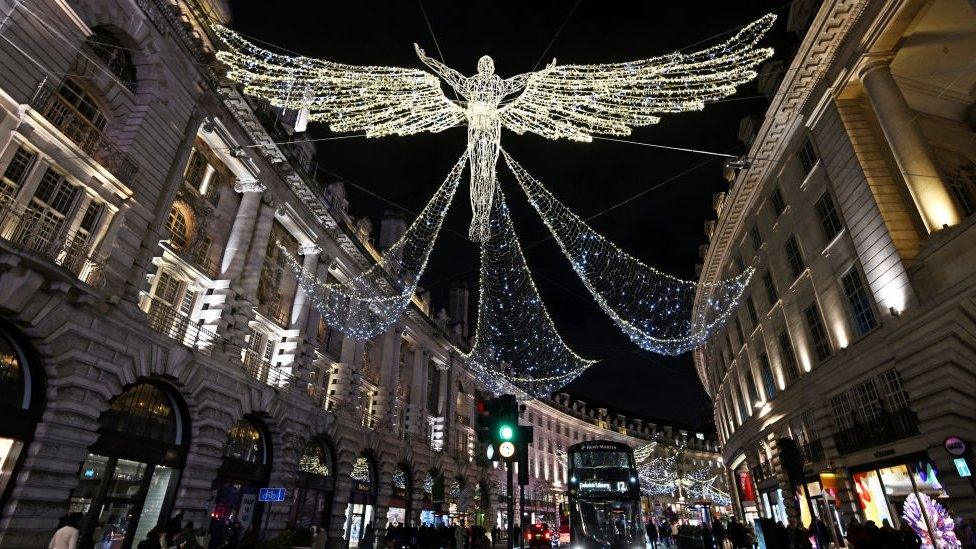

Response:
(524, 523), (553, 548)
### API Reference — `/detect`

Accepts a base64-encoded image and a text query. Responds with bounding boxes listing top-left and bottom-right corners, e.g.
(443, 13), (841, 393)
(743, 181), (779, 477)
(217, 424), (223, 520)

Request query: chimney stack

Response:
(448, 280), (470, 338)
(379, 209), (408, 249)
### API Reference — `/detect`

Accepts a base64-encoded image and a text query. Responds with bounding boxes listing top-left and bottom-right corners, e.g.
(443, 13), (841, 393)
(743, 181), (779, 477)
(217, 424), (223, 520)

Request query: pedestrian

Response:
(363, 524), (376, 549)
(702, 521), (715, 549)
(176, 520), (201, 549)
(454, 524), (466, 549)
(646, 521), (659, 548)
(812, 518), (830, 549)
(49, 512), (83, 549)
(165, 512), (184, 547)
(879, 519), (898, 549)
(136, 526), (165, 549)
(312, 525), (329, 549)
(713, 517), (726, 549)
(492, 526), (501, 547)
(898, 522), (920, 549)
(660, 520), (673, 548)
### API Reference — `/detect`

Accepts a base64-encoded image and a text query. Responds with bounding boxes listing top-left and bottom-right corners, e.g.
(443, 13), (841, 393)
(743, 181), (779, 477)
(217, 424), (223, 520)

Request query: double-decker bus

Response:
(566, 440), (646, 548)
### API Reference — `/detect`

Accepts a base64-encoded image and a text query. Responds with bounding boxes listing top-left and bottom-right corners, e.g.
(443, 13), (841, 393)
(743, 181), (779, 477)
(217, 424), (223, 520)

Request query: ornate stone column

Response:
(290, 244), (322, 329)
(406, 347), (428, 436)
(858, 56), (960, 231)
(220, 179), (267, 280)
(372, 326), (404, 430)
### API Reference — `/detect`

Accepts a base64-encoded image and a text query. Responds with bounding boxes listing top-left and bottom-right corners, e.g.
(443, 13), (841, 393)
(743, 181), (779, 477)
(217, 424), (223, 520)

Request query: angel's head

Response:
(477, 55), (495, 75)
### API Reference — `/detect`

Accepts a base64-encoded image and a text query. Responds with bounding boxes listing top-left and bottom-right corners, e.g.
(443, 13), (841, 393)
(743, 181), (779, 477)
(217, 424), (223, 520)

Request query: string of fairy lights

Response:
(214, 11), (777, 396)
(505, 152), (754, 356)
(462, 187), (596, 398)
(280, 154), (466, 341)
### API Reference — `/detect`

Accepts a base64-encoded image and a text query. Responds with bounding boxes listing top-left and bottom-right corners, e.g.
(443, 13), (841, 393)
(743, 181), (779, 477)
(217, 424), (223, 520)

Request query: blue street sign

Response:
(954, 457), (972, 478)
(258, 487), (287, 502)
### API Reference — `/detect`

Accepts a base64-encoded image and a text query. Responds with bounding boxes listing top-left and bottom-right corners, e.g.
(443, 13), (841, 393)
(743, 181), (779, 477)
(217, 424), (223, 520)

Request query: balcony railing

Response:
(145, 295), (220, 356)
(0, 199), (104, 287)
(799, 439), (825, 464)
(754, 460), (774, 481)
(30, 82), (139, 183)
(833, 408), (920, 455)
(242, 349), (293, 392)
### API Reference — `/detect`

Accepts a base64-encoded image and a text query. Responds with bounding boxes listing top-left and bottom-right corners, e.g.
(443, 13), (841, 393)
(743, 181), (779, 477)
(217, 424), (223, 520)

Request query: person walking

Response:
(646, 521), (659, 548)
(713, 518), (726, 549)
(363, 524), (377, 549)
(49, 512), (83, 549)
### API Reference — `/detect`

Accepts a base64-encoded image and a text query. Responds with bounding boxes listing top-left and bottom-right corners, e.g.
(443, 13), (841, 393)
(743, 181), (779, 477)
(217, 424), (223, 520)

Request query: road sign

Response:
(258, 487), (287, 502)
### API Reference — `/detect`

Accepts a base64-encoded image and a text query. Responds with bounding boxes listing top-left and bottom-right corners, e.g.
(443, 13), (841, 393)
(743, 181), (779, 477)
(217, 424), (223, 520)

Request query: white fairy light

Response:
(280, 154), (467, 341)
(503, 151), (753, 355)
(461, 185), (596, 398)
(213, 15), (775, 241)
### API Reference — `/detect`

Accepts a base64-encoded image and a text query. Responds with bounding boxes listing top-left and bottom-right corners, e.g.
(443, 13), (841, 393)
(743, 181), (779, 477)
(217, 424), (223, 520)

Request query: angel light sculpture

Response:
(214, 15), (775, 242)
(213, 16), (775, 396)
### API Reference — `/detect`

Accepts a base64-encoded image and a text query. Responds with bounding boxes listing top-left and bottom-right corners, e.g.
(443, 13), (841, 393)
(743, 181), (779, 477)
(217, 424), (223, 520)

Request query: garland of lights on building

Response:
(215, 14), (775, 394)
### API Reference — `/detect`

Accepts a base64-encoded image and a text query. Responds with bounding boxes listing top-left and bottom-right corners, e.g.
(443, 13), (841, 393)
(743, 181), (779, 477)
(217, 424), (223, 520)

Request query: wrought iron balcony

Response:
(241, 348), (293, 392)
(30, 81), (139, 183)
(799, 439), (825, 464)
(0, 199), (104, 287)
(833, 408), (920, 455)
(256, 290), (290, 328)
(753, 459), (774, 481)
(144, 295), (220, 356)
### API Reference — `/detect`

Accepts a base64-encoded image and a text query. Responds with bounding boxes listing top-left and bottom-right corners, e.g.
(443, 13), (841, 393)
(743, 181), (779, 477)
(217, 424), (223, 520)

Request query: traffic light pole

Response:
(506, 462), (515, 549)
(519, 483), (526, 549)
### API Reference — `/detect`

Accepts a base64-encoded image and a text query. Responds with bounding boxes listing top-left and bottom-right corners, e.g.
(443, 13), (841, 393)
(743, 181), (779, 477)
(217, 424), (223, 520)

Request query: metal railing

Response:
(0, 199), (104, 287)
(754, 459), (774, 481)
(833, 408), (920, 455)
(30, 81), (138, 183)
(799, 439), (825, 464)
(145, 295), (220, 356)
(242, 349), (292, 393)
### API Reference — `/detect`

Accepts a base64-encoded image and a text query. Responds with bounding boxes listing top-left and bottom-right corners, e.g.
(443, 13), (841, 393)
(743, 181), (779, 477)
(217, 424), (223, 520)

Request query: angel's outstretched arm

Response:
(415, 44), (466, 93)
(502, 59), (556, 95)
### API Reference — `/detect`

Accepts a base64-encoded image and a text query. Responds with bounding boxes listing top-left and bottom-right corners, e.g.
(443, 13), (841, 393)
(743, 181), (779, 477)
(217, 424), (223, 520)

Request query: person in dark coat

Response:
(713, 518), (726, 549)
(728, 517), (747, 549)
(646, 521), (660, 547)
(812, 518), (830, 549)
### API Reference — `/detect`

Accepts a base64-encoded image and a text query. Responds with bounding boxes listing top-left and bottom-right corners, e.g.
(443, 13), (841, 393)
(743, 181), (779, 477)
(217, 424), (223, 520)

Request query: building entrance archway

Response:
(208, 416), (272, 549)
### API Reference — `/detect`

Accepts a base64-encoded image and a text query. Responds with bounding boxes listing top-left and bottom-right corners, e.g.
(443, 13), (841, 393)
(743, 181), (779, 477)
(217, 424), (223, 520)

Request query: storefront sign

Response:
(873, 448), (895, 458)
(737, 471), (756, 503)
(944, 436), (967, 457)
(954, 457), (971, 478)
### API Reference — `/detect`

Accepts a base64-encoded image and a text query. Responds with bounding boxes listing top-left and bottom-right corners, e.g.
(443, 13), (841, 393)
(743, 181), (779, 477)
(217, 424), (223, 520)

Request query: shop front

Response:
(68, 381), (189, 549)
(290, 437), (335, 530)
(472, 481), (490, 527)
(732, 464), (760, 523)
(0, 323), (43, 513)
(344, 453), (378, 548)
(208, 417), (272, 549)
(850, 455), (959, 547)
(793, 473), (845, 546)
(419, 469), (444, 527)
(386, 463), (412, 527)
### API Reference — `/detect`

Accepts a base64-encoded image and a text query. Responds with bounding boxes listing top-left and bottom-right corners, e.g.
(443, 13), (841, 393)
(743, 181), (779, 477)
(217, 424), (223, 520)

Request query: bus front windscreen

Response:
(571, 450), (633, 470)
(569, 499), (645, 548)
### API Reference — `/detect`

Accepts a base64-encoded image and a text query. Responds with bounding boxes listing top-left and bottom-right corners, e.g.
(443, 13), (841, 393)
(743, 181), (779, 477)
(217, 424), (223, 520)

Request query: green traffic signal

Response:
(498, 424), (514, 441)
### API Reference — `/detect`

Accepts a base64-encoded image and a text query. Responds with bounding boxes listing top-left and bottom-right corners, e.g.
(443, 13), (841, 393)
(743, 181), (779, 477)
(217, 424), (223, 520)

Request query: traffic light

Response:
(492, 395), (520, 462)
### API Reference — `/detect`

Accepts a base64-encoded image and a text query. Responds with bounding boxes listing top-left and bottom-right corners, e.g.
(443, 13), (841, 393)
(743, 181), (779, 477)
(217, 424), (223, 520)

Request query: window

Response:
(166, 205), (190, 250)
(878, 369), (910, 411)
(733, 316), (744, 347)
(223, 418), (265, 464)
(746, 296), (760, 327)
(770, 187), (786, 217)
(778, 330), (800, 383)
(750, 225), (763, 251)
(759, 352), (776, 399)
(86, 28), (137, 92)
(815, 192), (843, 242)
(100, 383), (177, 444)
(47, 80), (107, 146)
(1, 147), (37, 201)
(745, 368), (759, 405)
(12, 168), (80, 252)
(797, 137), (818, 174)
(830, 392), (855, 430)
(803, 303), (830, 363)
(735, 254), (746, 274)
(785, 235), (805, 280)
(762, 271), (778, 306)
(841, 268), (877, 336)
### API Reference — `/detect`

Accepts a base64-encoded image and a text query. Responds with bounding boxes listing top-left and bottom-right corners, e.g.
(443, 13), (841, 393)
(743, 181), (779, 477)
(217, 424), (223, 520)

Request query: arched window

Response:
(0, 329), (27, 408)
(0, 324), (42, 508)
(86, 27), (137, 92)
(222, 418), (266, 464)
(71, 381), (188, 548)
(166, 203), (191, 250)
(99, 382), (178, 444)
(298, 439), (332, 477)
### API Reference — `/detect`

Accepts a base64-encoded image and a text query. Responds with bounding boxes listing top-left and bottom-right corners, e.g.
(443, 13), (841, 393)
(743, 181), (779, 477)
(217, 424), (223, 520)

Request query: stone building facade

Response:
(694, 0), (976, 542)
(0, 1), (723, 548)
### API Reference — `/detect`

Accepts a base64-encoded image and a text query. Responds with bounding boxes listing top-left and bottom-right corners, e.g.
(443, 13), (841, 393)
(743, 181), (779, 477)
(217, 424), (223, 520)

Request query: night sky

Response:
(229, 0), (789, 429)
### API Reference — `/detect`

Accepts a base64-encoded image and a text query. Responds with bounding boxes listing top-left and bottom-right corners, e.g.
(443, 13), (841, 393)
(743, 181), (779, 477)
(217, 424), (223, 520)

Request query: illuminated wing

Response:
(213, 26), (465, 137)
(500, 14), (775, 141)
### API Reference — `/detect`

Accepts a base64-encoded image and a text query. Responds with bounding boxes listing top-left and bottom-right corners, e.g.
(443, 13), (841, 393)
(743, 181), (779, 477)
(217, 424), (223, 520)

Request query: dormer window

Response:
(86, 27), (137, 92)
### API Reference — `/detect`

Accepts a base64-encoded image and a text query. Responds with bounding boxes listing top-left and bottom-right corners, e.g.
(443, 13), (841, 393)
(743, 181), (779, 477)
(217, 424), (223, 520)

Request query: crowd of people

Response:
(382, 521), (496, 549)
